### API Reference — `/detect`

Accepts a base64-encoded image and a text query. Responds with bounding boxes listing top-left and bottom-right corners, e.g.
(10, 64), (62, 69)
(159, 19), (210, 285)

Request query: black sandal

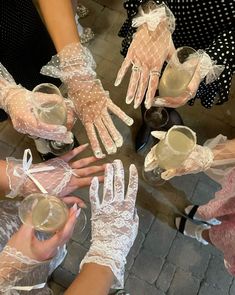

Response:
(186, 205), (199, 220)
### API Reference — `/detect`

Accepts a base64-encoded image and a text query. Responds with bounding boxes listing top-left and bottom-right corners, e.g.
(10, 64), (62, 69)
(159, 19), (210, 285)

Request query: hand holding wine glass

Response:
(143, 126), (197, 186)
(0, 63), (73, 143)
(153, 47), (225, 108)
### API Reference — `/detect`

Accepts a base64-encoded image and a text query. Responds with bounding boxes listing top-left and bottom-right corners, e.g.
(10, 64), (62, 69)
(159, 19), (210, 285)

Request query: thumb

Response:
(161, 168), (177, 180)
(151, 131), (166, 140)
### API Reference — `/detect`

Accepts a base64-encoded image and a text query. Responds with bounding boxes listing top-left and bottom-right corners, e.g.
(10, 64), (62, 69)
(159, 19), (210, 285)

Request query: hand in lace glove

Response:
(153, 50), (225, 108)
(0, 203), (80, 293)
(115, 3), (176, 109)
(6, 144), (105, 204)
(144, 131), (214, 180)
(41, 43), (133, 159)
(80, 160), (139, 289)
(0, 63), (74, 143)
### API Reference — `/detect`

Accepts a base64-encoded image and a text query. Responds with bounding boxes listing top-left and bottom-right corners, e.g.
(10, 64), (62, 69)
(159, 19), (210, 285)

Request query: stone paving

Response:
(1, 1), (235, 294)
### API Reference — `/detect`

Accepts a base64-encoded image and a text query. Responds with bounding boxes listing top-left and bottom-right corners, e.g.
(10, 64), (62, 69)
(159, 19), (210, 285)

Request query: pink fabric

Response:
(198, 167), (235, 275)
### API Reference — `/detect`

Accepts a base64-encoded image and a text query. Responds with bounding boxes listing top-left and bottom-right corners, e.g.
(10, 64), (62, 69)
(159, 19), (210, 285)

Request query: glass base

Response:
(142, 167), (166, 187)
(75, 209), (87, 233)
(49, 139), (74, 156)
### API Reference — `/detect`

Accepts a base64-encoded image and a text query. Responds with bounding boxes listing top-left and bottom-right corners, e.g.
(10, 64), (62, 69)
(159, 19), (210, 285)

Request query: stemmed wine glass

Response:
(19, 193), (87, 233)
(143, 125), (197, 186)
(32, 83), (74, 156)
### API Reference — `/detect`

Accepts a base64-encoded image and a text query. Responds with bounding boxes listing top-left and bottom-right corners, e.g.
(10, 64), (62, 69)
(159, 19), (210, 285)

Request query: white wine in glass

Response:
(159, 46), (199, 98)
(19, 193), (69, 233)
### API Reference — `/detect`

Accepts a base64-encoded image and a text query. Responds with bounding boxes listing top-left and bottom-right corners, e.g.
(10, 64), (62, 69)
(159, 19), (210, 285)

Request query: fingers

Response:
(161, 168), (178, 180)
(85, 123), (106, 159)
(73, 165), (106, 178)
(126, 67), (141, 104)
(36, 121), (74, 143)
(107, 100), (134, 126)
(151, 131), (166, 140)
(70, 155), (101, 169)
(95, 118), (117, 155)
(102, 112), (123, 148)
(89, 176), (100, 212)
(114, 57), (131, 86)
(62, 196), (86, 208)
(153, 92), (190, 108)
(134, 68), (149, 109)
(126, 164), (138, 210)
(73, 175), (104, 188)
(144, 146), (159, 172)
(145, 72), (160, 109)
(59, 143), (89, 162)
(103, 163), (114, 203)
(113, 159), (125, 202)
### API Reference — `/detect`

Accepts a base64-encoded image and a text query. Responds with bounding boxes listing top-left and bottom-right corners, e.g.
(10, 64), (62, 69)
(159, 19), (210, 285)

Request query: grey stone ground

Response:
(1, 1), (235, 294)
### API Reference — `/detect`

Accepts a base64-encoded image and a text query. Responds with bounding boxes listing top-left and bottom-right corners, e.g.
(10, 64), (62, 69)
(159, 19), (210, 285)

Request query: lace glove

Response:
(115, 3), (176, 109)
(41, 43), (133, 158)
(80, 160), (139, 289)
(0, 63), (73, 143)
(144, 131), (214, 180)
(6, 144), (105, 201)
(0, 203), (79, 294)
(153, 50), (225, 108)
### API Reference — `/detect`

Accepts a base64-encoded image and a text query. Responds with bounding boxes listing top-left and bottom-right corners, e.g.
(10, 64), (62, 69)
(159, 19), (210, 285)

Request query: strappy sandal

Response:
(175, 216), (210, 245)
(185, 205), (221, 225)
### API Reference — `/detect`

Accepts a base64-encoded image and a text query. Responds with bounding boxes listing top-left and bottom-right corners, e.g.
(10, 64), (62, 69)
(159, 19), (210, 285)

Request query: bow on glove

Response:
(144, 131), (214, 180)
(0, 63), (74, 144)
(41, 43), (133, 159)
(153, 50), (225, 108)
(5, 144), (105, 204)
(115, 3), (176, 109)
(80, 160), (139, 289)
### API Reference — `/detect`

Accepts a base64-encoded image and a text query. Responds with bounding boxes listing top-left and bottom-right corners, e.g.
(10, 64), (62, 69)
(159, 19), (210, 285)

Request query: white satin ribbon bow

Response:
(13, 149), (55, 194)
(132, 6), (167, 31)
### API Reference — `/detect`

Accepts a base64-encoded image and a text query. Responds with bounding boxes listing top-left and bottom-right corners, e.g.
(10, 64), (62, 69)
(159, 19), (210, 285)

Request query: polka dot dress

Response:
(119, 0), (235, 108)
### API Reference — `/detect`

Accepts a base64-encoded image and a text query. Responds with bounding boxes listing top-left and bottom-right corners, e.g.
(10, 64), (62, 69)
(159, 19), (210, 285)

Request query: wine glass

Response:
(143, 125), (197, 186)
(19, 193), (87, 233)
(32, 83), (74, 156)
(158, 46), (199, 98)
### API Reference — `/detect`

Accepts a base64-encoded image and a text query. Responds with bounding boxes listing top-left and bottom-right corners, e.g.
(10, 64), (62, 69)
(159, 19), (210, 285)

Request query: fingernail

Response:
(76, 208), (81, 218)
(125, 117), (134, 126)
(126, 96), (133, 104)
(114, 78), (121, 86)
(72, 203), (78, 212)
(81, 203), (87, 209)
(95, 151), (106, 158)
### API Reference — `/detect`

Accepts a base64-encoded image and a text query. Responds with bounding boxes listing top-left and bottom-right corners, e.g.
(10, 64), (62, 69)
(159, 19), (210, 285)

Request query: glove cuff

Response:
(80, 243), (126, 289)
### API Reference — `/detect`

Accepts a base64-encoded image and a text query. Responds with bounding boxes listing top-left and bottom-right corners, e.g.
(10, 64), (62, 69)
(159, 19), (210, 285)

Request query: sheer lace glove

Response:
(0, 63), (73, 143)
(0, 203), (79, 294)
(80, 160), (139, 289)
(6, 144), (105, 201)
(153, 50), (225, 108)
(41, 43), (133, 158)
(115, 3), (176, 109)
(144, 131), (214, 180)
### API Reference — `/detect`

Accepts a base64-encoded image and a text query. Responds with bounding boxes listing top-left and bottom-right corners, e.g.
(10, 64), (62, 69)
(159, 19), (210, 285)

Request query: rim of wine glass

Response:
(144, 107), (170, 129)
(164, 125), (197, 155)
(19, 193), (69, 230)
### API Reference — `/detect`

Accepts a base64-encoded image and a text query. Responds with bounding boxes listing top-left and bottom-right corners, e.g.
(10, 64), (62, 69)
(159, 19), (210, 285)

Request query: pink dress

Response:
(198, 167), (235, 275)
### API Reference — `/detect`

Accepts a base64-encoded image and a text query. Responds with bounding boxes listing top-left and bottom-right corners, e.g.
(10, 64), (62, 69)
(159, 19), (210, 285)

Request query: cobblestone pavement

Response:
(1, 1), (235, 294)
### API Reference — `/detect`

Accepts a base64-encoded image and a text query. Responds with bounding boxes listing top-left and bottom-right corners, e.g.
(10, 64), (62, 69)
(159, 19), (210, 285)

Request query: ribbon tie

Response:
(13, 149), (55, 194)
(132, 6), (167, 31)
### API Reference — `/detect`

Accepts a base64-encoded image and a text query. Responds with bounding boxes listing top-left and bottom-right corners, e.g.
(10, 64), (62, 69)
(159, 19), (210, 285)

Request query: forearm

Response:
(0, 160), (10, 196)
(37, 0), (80, 52)
(65, 263), (114, 295)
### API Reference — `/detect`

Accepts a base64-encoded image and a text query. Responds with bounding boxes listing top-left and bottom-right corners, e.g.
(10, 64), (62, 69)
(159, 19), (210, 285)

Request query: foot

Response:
(175, 216), (210, 245)
(185, 205), (221, 226)
(135, 122), (151, 152)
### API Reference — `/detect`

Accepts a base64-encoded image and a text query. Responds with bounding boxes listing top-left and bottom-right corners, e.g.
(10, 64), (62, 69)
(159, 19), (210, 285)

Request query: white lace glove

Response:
(0, 63), (73, 143)
(144, 131), (214, 180)
(153, 50), (225, 108)
(41, 43), (133, 158)
(115, 2), (176, 109)
(6, 144), (105, 201)
(80, 160), (139, 289)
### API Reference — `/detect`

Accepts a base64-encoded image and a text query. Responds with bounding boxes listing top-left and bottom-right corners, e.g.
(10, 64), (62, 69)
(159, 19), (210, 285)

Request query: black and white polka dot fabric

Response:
(119, 0), (235, 108)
